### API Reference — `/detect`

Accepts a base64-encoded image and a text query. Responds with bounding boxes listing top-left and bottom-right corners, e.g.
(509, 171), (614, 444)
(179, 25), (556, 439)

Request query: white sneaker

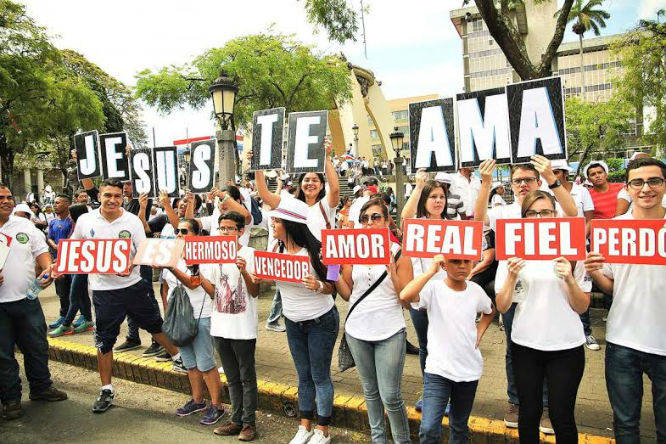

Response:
(309, 429), (331, 444)
(218, 366), (225, 374)
(289, 425), (314, 444)
(585, 335), (601, 351)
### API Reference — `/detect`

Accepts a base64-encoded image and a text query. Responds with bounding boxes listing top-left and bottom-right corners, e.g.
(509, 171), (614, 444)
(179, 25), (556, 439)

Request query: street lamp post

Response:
(352, 123), (359, 157)
(183, 149), (191, 189)
(390, 127), (405, 225)
(208, 71), (238, 188)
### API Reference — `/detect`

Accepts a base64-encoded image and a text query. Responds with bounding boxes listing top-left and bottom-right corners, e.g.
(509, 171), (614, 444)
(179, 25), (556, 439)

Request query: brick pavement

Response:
(36, 283), (656, 440)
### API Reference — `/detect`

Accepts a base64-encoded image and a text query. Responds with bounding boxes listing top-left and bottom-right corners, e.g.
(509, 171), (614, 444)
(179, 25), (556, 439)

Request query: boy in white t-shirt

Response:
(585, 157), (666, 443)
(401, 254), (495, 444)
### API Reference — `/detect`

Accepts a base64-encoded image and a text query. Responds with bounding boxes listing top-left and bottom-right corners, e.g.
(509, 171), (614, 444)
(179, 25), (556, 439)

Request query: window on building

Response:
(370, 130), (378, 139)
(392, 110), (408, 121)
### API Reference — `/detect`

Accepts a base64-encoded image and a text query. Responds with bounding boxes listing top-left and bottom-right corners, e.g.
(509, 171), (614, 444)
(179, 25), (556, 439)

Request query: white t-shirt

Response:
(70, 209), (145, 291)
(304, 196), (336, 239)
(348, 196), (369, 229)
(205, 246), (258, 340)
(0, 216), (49, 303)
(541, 182), (594, 217)
(270, 239), (334, 322)
(454, 172), (482, 218)
(491, 194), (506, 207)
(601, 212), (666, 355)
(414, 280), (492, 382)
(162, 259), (213, 318)
(495, 260), (586, 351)
(345, 243), (405, 341)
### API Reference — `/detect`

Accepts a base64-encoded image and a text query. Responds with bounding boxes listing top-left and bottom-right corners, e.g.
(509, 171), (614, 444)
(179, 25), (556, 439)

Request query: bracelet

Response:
(316, 280), (324, 293)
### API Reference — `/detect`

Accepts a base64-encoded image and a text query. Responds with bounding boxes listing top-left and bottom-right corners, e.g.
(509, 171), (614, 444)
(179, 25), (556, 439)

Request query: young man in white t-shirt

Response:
(401, 254), (495, 444)
(69, 179), (181, 413)
(585, 157), (666, 443)
(207, 211), (260, 441)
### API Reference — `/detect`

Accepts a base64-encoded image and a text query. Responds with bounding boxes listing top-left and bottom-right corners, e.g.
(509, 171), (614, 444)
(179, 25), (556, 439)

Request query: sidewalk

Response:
(37, 283), (656, 441)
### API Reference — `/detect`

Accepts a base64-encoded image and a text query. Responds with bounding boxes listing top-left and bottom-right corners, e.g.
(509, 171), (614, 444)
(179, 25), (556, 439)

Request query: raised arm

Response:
(325, 140), (340, 208)
(474, 159), (495, 225)
(334, 264), (353, 301)
(400, 254), (442, 303)
(531, 155), (577, 217)
(254, 170), (281, 210)
(401, 169), (428, 221)
(159, 190), (180, 230)
(137, 193), (151, 234)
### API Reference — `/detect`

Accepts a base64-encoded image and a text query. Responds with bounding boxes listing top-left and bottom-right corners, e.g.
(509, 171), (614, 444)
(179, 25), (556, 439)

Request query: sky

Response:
(20, 0), (662, 146)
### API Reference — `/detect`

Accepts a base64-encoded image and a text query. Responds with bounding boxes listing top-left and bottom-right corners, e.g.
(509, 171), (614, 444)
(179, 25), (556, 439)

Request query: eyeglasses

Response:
(511, 177), (538, 186)
(360, 213), (383, 223)
(524, 209), (556, 218)
(627, 177), (665, 190)
(175, 228), (190, 235)
(218, 226), (240, 233)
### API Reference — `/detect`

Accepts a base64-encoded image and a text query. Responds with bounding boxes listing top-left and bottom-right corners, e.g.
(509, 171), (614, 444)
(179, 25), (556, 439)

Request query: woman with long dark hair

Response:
(264, 198), (339, 444)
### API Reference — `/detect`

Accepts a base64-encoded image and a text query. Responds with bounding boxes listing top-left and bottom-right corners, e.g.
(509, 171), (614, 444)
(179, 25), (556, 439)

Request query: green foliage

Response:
(605, 157), (625, 182)
(302, 0), (359, 43)
(135, 31), (352, 129)
(612, 14), (666, 153)
(556, 0), (609, 36)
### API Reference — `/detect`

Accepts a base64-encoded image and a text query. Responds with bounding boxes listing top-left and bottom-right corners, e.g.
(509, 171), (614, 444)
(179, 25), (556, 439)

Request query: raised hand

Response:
(478, 159), (496, 184)
(507, 257), (525, 278)
(530, 155), (555, 184)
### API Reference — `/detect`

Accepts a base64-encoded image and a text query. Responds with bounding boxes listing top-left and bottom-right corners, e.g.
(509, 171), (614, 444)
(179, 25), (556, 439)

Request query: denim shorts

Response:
(179, 317), (216, 372)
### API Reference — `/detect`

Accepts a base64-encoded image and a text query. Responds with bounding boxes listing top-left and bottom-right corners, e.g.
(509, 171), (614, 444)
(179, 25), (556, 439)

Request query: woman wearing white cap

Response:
(264, 198), (339, 444)
(334, 196), (413, 444)
(490, 183), (506, 207)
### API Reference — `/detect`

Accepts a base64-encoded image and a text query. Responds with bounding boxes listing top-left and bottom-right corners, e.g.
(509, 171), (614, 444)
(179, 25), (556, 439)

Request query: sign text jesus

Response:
(55, 239), (132, 274)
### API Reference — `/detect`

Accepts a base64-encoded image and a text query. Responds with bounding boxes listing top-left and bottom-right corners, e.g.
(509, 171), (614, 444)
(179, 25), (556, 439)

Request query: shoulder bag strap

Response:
(318, 201), (332, 230)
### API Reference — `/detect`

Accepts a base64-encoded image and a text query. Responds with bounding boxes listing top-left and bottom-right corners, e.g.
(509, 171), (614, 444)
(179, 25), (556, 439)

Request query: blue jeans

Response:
(284, 306), (339, 425)
(606, 342), (666, 444)
(63, 273), (92, 326)
(579, 309), (592, 337)
(501, 303), (548, 407)
(346, 330), (411, 444)
(266, 289), (282, 325)
(0, 298), (53, 403)
(127, 265), (156, 342)
(419, 372), (478, 444)
(409, 308), (428, 375)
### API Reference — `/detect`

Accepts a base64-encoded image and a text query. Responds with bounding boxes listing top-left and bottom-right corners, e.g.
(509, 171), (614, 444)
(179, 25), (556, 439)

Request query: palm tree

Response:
(556, 0), (610, 100)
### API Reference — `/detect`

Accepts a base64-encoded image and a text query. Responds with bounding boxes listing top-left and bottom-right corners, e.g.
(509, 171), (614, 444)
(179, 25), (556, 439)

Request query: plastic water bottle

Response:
(26, 278), (42, 300)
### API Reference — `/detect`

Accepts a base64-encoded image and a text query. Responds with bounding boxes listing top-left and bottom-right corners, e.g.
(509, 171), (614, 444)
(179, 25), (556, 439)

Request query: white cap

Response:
(13, 203), (34, 218)
(352, 185), (362, 194)
(268, 197), (309, 224)
(491, 181), (504, 190)
(434, 172), (453, 185)
(583, 160), (609, 178)
(629, 152), (650, 161)
(550, 159), (572, 173)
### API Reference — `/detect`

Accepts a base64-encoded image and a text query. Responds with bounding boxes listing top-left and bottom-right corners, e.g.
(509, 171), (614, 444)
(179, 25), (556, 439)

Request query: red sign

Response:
(55, 239), (132, 274)
(253, 251), (311, 283)
(184, 236), (237, 265)
(402, 219), (483, 260)
(591, 219), (666, 265)
(496, 217), (586, 261)
(321, 228), (391, 265)
(133, 238), (184, 268)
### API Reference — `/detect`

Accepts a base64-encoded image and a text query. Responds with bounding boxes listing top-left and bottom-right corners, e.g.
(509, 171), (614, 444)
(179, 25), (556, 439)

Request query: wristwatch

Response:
(548, 180), (562, 189)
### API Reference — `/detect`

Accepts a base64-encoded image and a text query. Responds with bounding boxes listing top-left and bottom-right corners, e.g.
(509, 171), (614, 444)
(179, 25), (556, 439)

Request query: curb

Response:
(47, 338), (614, 443)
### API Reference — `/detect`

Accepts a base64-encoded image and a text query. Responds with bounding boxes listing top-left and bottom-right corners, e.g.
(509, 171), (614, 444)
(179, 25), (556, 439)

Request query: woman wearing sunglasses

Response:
(160, 219), (226, 426)
(494, 191), (589, 444)
(334, 197), (413, 443)
(399, 169), (452, 411)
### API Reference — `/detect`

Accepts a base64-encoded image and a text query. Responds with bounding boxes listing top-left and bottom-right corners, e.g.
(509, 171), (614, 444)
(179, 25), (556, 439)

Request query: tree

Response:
(564, 97), (633, 176)
(556, 0), (610, 100)
(612, 12), (666, 153)
(135, 32), (352, 130)
(302, 0), (577, 80)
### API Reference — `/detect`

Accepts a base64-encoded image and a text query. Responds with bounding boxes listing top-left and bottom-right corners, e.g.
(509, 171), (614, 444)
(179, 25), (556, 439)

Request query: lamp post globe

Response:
(208, 70), (238, 129)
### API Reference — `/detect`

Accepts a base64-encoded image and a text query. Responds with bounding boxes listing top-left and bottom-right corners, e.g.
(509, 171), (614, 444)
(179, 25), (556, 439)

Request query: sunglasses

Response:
(360, 213), (383, 223)
(175, 228), (190, 235)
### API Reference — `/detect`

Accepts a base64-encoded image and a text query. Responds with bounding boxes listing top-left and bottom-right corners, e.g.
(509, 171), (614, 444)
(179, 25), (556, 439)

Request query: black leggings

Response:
(511, 343), (585, 444)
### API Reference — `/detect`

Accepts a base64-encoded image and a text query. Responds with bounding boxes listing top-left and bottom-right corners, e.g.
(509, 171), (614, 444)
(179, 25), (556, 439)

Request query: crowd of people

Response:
(1, 143), (664, 444)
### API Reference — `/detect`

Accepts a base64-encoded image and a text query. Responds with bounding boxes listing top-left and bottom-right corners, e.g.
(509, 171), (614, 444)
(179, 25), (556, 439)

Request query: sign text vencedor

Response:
(590, 219), (666, 265)
(253, 251), (311, 283)
(496, 217), (586, 260)
(321, 228), (391, 265)
(184, 236), (237, 265)
(402, 219), (483, 260)
(55, 239), (132, 274)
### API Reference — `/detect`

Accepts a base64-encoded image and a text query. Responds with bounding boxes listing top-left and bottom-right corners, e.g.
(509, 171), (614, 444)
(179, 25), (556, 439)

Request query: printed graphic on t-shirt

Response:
(0, 233), (12, 246)
(15, 232), (29, 244)
(118, 230), (131, 239)
(214, 266), (247, 314)
(513, 279), (526, 303)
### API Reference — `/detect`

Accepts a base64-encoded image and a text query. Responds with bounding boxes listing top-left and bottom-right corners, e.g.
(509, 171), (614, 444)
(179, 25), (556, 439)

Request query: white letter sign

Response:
(188, 139), (216, 194)
(286, 110), (328, 174)
(251, 107), (285, 171)
(74, 130), (102, 180)
(409, 98), (456, 172)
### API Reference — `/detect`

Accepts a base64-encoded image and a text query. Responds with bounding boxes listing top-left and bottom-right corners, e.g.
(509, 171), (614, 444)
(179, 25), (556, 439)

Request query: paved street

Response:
(34, 282), (657, 440)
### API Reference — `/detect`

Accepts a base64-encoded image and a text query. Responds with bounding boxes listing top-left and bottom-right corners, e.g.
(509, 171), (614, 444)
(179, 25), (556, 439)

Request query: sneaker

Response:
(540, 408), (555, 434)
(142, 341), (164, 357)
(200, 405), (226, 425)
(48, 324), (74, 338)
(266, 323), (286, 332)
(29, 386), (68, 402)
(74, 321), (95, 334)
(288, 425), (314, 444)
(405, 339), (419, 355)
(114, 339), (141, 352)
(72, 315), (86, 329)
(154, 351), (171, 362)
(504, 402), (519, 428)
(48, 316), (64, 329)
(2, 400), (23, 420)
(499, 320), (505, 332)
(214, 421), (243, 436)
(218, 366), (225, 374)
(309, 429), (331, 444)
(444, 402), (450, 417)
(415, 396), (423, 412)
(172, 357), (188, 373)
(239, 423), (257, 441)
(585, 335), (600, 351)
(176, 399), (207, 417)
(92, 389), (114, 413)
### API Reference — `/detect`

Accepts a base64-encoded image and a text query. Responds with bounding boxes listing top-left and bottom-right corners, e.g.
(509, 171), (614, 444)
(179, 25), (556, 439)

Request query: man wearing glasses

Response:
(474, 155), (577, 433)
(585, 157), (666, 443)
